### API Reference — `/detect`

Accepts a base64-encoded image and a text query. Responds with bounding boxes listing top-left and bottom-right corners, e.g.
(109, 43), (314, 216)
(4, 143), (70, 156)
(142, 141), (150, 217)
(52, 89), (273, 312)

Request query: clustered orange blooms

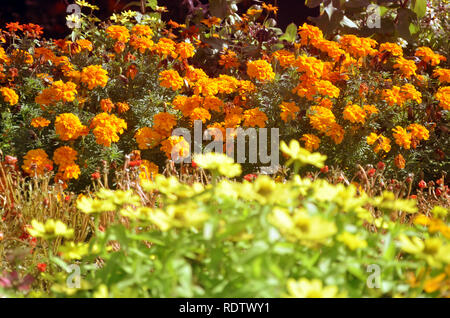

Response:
(0, 13), (448, 185)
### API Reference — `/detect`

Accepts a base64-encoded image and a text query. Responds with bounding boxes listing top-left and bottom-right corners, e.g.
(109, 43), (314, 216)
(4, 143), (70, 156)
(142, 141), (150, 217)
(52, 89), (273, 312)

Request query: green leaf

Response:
(411, 0), (427, 18)
(146, 0), (158, 10)
(279, 23), (297, 43)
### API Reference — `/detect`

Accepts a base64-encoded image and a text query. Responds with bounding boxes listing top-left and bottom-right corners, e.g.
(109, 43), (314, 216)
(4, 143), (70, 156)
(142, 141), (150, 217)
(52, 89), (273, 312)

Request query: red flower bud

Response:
(320, 165), (329, 174)
(129, 160), (142, 167)
(367, 168), (376, 177)
(377, 161), (385, 170)
(244, 174), (257, 182)
(91, 172), (100, 180)
(418, 180), (427, 189)
(37, 263), (47, 272)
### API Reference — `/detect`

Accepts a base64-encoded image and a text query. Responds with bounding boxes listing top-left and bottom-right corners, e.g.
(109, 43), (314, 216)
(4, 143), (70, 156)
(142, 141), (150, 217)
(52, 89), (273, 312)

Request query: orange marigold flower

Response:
(219, 50), (239, 69)
(100, 98), (115, 113)
(363, 104), (378, 116)
(262, 3), (278, 14)
(392, 126), (412, 149)
(76, 39), (93, 51)
(0, 87), (19, 105)
(81, 65), (108, 90)
(53, 146), (78, 168)
(272, 50), (295, 68)
(247, 59), (275, 82)
(189, 107), (211, 123)
(298, 23), (323, 46)
(203, 96), (224, 112)
(339, 35), (377, 58)
(153, 112), (178, 135)
(90, 113), (127, 147)
(435, 86), (450, 110)
(62, 163), (81, 180)
(129, 36), (154, 53)
(393, 57), (417, 78)
(326, 122), (345, 145)
(382, 86), (403, 107)
(131, 25), (153, 37)
(31, 117), (50, 128)
(116, 102), (130, 113)
(294, 55), (325, 78)
(433, 69), (450, 83)
(279, 101), (299, 122)
(193, 77), (219, 96)
(176, 42), (195, 59)
(35, 80), (77, 107)
(394, 154), (406, 169)
(308, 106), (335, 133)
(367, 133), (391, 153)
(407, 123), (429, 141)
(6, 22), (23, 32)
(343, 102), (366, 124)
(243, 108), (268, 128)
(22, 149), (53, 176)
(106, 25), (130, 43)
(139, 160), (159, 183)
(201, 17), (222, 28)
(159, 69), (184, 91)
(152, 38), (177, 59)
(55, 113), (87, 141)
(415, 47), (446, 66)
(400, 83), (422, 104)
(12, 49), (34, 64)
(379, 42), (403, 57)
(160, 135), (190, 160)
(301, 134), (320, 151)
(134, 127), (162, 150)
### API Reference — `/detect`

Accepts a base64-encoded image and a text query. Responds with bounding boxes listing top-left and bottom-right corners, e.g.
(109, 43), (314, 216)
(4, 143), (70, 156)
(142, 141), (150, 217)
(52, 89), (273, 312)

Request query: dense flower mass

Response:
(0, 2), (449, 300)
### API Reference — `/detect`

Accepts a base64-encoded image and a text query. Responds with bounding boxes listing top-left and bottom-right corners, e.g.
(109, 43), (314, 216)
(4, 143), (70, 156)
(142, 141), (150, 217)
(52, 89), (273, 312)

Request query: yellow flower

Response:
(55, 113), (87, 141)
(129, 35), (154, 53)
(189, 107), (211, 124)
(31, 117), (50, 128)
(280, 140), (326, 169)
(285, 278), (341, 298)
(262, 3), (278, 14)
(339, 35), (377, 58)
(139, 160), (159, 182)
(28, 219), (74, 240)
(379, 42), (403, 57)
(22, 149), (53, 176)
(80, 65), (108, 90)
(159, 69), (184, 91)
(300, 134), (320, 151)
(247, 59), (275, 82)
(62, 163), (81, 180)
(337, 232), (367, 250)
(193, 152), (241, 178)
(400, 83), (422, 104)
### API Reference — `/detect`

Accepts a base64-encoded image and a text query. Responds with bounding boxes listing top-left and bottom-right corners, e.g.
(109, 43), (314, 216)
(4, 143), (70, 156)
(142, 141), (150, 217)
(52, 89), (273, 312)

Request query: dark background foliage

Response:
(0, 0), (318, 38)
